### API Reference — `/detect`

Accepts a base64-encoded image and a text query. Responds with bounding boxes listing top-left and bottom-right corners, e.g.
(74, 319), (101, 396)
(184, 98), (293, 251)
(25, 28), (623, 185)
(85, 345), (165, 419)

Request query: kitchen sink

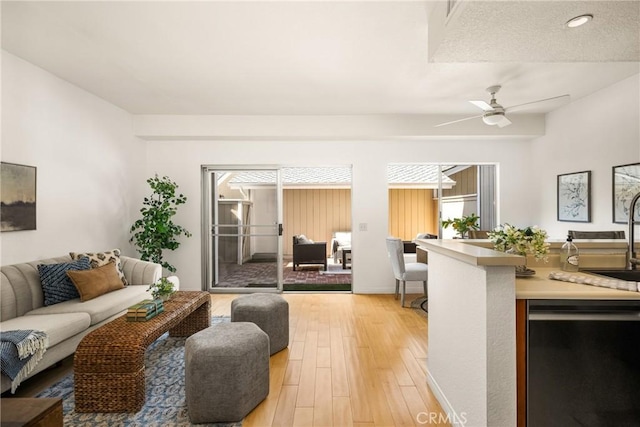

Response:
(581, 269), (640, 281)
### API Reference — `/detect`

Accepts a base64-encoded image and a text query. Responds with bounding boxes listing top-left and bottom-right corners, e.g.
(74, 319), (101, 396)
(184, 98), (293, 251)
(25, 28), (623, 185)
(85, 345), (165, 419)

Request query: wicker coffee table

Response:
(74, 291), (211, 413)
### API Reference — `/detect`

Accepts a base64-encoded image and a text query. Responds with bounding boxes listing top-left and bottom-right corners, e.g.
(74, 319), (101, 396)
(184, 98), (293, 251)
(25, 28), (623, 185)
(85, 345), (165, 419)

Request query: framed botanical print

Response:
(613, 162), (640, 224)
(1, 162), (37, 231)
(557, 171), (591, 222)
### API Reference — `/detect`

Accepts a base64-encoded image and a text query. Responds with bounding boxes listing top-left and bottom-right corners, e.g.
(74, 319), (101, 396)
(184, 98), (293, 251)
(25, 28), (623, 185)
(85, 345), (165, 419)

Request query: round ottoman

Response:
(231, 293), (289, 355)
(184, 322), (269, 423)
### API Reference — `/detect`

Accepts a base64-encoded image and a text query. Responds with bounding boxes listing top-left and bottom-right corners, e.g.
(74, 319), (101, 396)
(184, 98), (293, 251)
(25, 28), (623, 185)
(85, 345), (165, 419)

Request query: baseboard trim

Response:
(426, 368), (468, 427)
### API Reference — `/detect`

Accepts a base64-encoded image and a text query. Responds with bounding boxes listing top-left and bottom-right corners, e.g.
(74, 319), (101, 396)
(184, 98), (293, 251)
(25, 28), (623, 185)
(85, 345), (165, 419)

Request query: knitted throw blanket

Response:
(1, 330), (48, 393)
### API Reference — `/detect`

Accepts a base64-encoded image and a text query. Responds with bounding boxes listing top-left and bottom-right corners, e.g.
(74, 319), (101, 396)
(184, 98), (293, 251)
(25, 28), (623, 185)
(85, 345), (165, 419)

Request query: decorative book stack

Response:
(126, 299), (164, 321)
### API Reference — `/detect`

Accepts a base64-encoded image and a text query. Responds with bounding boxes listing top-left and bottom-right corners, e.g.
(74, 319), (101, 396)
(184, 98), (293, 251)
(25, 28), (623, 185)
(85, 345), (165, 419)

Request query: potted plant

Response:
(488, 224), (549, 275)
(441, 213), (480, 238)
(148, 277), (176, 301)
(130, 175), (191, 273)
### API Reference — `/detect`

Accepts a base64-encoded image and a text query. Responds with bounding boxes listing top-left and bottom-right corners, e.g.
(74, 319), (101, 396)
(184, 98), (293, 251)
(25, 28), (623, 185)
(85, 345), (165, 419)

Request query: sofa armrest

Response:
(120, 256), (162, 286)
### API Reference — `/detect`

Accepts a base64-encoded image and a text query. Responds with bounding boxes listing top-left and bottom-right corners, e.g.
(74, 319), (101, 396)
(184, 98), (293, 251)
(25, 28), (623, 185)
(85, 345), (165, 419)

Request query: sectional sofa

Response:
(0, 254), (162, 393)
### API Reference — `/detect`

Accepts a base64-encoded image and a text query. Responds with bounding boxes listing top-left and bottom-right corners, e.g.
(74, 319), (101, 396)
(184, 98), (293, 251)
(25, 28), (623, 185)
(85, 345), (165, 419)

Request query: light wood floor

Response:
(214, 293), (448, 427)
(12, 293), (449, 427)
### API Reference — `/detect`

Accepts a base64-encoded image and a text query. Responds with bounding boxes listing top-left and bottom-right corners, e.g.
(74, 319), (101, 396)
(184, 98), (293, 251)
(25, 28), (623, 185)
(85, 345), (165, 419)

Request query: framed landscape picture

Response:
(557, 171), (591, 222)
(613, 162), (640, 224)
(0, 162), (37, 232)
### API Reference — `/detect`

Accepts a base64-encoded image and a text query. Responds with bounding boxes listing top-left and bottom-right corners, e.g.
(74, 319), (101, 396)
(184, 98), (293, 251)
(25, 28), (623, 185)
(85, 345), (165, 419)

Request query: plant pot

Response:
(507, 248), (536, 277)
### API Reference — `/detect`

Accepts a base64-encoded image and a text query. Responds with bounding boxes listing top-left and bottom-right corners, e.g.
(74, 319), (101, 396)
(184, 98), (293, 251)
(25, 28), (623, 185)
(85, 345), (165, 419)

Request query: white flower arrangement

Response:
(488, 224), (550, 262)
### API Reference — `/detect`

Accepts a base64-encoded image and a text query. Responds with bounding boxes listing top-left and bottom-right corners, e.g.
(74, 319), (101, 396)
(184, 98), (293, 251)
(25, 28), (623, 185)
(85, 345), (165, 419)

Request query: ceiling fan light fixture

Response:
(482, 114), (504, 126)
(566, 14), (593, 28)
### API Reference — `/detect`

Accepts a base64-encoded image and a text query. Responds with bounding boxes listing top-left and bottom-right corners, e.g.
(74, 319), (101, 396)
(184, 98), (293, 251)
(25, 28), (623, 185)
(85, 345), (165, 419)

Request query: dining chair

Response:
(385, 237), (428, 308)
(468, 230), (490, 239)
(568, 230), (625, 239)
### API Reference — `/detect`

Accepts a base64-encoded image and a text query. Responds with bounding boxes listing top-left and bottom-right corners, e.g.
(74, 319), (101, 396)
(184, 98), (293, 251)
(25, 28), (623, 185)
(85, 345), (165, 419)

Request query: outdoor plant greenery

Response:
(130, 175), (191, 273)
(148, 277), (176, 300)
(488, 224), (549, 261)
(441, 213), (480, 238)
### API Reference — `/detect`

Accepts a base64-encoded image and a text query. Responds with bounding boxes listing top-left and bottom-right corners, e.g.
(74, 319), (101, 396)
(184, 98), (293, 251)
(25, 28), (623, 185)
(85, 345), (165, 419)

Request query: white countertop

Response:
(416, 238), (640, 300)
(516, 268), (640, 300)
(416, 239), (525, 266)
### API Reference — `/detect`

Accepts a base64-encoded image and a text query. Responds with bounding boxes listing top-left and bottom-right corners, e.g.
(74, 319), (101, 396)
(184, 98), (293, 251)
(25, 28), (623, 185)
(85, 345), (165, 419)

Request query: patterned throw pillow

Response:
(38, 257), (92, 306)
(69, 249), (128, 286)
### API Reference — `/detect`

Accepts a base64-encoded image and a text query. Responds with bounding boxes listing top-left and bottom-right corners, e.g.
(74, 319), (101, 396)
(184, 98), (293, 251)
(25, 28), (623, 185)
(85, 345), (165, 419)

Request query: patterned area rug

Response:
(36, 317), (240, 427)
(215, 259), (351, 287)
(410, 296), (428, 318)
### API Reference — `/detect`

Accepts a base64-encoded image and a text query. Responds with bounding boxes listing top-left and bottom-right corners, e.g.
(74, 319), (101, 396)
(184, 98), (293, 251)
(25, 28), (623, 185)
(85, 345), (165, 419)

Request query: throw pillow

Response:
(37, 257), (92, 306)
(66, 261), (124, 302)
(69, 249), (128, 286)
(297, 234), (314, 244)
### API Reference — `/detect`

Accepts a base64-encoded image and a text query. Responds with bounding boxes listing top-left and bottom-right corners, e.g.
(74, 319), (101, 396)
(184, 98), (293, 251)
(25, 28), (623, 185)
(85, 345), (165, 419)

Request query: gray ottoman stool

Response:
(185, 322), (269, 423)
(231, 293), (289, 355)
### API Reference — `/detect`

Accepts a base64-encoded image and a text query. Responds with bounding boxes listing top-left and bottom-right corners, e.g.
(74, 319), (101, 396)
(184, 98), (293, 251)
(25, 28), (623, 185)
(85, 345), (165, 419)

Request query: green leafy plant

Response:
(441, 213), (480, 238)
(130, 175), (191, 273)
(488, 224), (549, 261)
(148, 277), (176, 300)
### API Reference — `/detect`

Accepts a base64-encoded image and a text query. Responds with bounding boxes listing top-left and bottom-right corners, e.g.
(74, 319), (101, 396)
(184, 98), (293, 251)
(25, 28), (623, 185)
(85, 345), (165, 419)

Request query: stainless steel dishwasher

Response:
(527, 299), (640, 427)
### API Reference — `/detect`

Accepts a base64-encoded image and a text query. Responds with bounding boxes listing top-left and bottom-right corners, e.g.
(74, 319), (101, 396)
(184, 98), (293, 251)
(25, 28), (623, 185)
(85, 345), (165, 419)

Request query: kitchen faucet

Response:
(628, 192), (640, 270)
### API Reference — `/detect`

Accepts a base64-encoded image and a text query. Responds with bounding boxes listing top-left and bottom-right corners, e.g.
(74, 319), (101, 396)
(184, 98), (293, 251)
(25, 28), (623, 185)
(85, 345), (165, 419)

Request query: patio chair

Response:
(293, 235), (327, 271)
(331, 231), (352, 264)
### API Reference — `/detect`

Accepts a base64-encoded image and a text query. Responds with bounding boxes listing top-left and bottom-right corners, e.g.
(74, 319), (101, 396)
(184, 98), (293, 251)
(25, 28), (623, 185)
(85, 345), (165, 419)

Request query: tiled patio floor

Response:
(214, 258), (351, 288)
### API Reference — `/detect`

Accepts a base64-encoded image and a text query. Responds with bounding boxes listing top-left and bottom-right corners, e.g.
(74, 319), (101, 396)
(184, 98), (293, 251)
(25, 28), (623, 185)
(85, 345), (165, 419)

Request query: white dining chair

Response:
(385, 237), (428, 307)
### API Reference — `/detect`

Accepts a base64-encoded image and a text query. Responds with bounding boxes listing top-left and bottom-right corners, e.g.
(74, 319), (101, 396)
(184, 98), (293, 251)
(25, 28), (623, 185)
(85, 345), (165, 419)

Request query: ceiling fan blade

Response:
(505, 94), (570, 113)
(497, 116), (512, 128)
(434, 114), (484, 128)
(469, 100), (494, 111)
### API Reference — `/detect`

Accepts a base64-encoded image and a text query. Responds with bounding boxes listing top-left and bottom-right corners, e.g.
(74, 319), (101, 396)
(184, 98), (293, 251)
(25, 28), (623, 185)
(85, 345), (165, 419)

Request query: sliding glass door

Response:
(202, 166), (283, 292)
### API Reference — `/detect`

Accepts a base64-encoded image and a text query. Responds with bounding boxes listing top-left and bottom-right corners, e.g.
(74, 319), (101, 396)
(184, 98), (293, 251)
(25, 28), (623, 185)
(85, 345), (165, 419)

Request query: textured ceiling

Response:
(1, 1), (639, 116)
(434, 1), (640, 62)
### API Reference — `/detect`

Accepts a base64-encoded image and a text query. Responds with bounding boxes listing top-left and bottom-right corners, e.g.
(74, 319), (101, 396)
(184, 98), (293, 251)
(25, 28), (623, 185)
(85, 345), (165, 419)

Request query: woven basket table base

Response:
(74, 291), (211, 413)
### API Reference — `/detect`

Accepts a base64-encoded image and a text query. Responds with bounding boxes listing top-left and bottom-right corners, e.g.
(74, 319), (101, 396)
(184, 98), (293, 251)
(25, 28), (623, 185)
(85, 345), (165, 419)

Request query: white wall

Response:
(250, 188), (278, 254)
(7, 49), (635, 292)
(1, 51), (147, 265)
(145, 139), (533, 292)
(532, 74), (640, 239)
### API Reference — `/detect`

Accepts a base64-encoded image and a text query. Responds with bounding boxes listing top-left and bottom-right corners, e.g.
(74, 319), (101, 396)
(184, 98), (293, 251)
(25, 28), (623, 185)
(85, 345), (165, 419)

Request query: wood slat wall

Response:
(442, 166), (478, 198)
(388, 189), (439, 241)
(283, 188), (440, 255)
(283, 189), (352, 256)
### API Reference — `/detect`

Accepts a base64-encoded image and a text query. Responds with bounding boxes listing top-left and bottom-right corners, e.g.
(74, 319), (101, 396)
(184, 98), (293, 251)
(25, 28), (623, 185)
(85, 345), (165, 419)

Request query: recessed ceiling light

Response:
(566, 14), (593, 28)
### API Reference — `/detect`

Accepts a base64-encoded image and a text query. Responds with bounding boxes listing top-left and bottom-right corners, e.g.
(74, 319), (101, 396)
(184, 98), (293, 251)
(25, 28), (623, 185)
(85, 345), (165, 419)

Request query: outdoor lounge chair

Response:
(292, 235), (327, 271)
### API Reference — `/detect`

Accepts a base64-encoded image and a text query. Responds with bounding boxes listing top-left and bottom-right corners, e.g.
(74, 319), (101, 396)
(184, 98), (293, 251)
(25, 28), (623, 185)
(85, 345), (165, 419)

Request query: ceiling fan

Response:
(435, 85), (570, 128)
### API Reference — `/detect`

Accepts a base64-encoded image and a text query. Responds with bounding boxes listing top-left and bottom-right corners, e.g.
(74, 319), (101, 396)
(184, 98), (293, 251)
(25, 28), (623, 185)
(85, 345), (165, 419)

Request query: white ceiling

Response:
(2, 1), (639, 116)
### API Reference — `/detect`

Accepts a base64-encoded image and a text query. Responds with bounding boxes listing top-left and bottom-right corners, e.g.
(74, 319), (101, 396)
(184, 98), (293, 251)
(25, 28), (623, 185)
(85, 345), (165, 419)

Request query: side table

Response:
(342, 248), (352, 269)
(0, 397), (63, 427)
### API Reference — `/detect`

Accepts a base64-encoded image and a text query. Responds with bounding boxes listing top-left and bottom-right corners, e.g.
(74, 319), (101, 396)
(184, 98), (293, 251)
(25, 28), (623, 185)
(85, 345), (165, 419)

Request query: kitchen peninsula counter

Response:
(415, 237), (639, 427)
(516, 267), (640, 300)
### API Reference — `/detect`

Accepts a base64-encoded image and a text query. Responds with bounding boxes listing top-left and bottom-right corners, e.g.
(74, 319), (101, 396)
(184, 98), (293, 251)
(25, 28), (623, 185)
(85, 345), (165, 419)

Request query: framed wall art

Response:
(613, 162), (640, 224)
(1, 162), (37, 232)
(557, 171), (591, 222)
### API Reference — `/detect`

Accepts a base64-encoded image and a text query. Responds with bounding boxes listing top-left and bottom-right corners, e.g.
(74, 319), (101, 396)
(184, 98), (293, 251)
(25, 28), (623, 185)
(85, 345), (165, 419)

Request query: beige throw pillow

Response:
(67, 262), (124, 302)
(70, 249), (128, 286)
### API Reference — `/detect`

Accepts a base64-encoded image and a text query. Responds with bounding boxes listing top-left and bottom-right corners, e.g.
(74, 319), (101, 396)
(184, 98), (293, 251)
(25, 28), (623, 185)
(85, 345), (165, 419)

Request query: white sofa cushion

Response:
(334, 232), (351, 247)
(26, 285), (151, 326)
(0, 313), (91, 348)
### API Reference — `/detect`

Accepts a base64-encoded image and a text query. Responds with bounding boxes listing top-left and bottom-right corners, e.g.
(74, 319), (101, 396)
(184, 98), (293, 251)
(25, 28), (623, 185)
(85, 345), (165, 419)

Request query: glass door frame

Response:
(201, 164), (284, 293)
